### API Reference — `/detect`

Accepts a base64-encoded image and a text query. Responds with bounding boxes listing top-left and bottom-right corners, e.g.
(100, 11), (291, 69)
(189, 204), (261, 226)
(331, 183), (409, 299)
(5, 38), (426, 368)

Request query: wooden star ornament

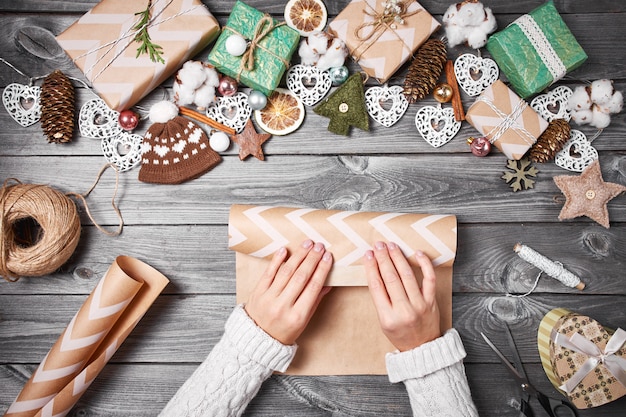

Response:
(231, 119), (271, 161)
(553, 160), (626, 228)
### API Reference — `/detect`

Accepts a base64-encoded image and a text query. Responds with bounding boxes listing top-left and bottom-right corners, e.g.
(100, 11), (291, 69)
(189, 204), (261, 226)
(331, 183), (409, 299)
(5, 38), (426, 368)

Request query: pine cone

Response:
(529, 119), (571, 163)
(403, 38), (447, 104)
(40, 70), (75, 143)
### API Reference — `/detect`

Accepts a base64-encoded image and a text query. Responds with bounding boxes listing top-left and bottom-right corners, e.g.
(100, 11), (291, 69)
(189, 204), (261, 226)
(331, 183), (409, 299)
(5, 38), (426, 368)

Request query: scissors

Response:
(481, 324), (578, 417)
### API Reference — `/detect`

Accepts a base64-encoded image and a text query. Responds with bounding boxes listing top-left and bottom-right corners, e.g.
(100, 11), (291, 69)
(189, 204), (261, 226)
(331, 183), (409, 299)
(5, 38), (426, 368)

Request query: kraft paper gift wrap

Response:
(486, 1), (587, 98)
(4, 256), (169, 417)
(56, 0), (220, 111)
(538, 308), (626, 409)
(465, 80), (549, 160)
(328, 0), (440, 84)
(228, 204), (457, 375)
(207, 1), (300, 96)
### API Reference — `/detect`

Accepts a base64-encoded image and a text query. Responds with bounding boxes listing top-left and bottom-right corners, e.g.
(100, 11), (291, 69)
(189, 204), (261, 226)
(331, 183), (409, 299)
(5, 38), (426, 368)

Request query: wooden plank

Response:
(0, 223), (624, 296)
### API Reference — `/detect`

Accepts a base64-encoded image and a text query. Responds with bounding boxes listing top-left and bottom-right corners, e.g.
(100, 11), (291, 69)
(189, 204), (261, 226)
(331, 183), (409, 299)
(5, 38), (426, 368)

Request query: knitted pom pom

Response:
(149, 100), (179, 124)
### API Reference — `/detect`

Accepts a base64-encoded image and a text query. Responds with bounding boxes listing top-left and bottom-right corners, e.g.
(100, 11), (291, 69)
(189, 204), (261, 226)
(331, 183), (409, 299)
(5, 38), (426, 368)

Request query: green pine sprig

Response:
(133, 1), (165, 64)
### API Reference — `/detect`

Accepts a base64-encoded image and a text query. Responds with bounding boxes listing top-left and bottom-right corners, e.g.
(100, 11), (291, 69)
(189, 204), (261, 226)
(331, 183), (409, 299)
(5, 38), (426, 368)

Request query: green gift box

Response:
(207, 1), (299, 96)
(486, 1), (587, 98)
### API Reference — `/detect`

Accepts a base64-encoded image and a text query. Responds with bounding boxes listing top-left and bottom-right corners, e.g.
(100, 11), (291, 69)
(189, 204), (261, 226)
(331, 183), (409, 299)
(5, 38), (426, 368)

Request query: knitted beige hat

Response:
(139, 101), (221, 184)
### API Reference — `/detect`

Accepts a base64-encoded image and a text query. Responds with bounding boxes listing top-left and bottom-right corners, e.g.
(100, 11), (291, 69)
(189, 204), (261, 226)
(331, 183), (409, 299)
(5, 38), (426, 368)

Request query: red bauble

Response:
(118, 110), (140, 131)
(468, 136), (491, 157)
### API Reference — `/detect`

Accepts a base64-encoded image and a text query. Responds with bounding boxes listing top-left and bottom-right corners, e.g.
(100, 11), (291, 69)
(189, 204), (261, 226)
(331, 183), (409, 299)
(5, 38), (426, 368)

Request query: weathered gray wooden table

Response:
(1, 1), (625, 415)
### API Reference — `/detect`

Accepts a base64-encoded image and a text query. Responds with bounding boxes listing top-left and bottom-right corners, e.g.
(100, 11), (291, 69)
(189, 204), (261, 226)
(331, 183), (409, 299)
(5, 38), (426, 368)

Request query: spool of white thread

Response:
(514, 243), (585, 290)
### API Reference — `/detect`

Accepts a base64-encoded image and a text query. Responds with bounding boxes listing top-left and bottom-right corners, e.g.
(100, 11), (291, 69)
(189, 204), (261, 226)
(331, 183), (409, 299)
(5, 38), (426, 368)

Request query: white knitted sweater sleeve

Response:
(386, 329), (479, 417)
(159, 305), (297, 417)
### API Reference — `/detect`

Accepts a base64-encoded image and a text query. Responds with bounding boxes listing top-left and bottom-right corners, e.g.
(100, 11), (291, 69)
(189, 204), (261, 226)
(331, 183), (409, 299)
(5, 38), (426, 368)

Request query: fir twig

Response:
(133, 1), (165, 64)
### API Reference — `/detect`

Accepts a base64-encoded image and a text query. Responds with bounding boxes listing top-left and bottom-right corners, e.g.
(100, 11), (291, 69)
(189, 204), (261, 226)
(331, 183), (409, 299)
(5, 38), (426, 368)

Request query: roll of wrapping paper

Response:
(229, 204), (457, 375)
(4, 256), (169, 417)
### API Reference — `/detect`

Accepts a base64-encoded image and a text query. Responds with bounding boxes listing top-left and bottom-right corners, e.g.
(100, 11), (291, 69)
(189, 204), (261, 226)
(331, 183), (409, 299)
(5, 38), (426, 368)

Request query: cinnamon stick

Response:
(445, 60), (465, 122)
(179, 106), (236, 136)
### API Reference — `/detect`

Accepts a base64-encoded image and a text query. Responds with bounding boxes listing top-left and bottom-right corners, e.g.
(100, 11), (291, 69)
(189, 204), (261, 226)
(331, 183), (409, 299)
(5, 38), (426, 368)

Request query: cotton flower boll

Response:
(591, 105), (611, 129)
(567, 86), (592, 111)
(193, 84), (217, 110)
(316, 38), (348, 71)
(203, 66), (220, 89)
(590, 79), (614, 105)
(442, 4), (458, 25)
(606, 90), (623, 114)
(149, 100), (179, 123)
(466, 28), (488, 50)
(443, 2), (497, 49)
(298, 39), (320, 65)
(457, 2), (486, 26)
(173, 82), (197, 107)
(570, 108), (593, 125)
(307, 32), (330, 55)
(444, 24), (467, 48)
(176, 61), (207, 90)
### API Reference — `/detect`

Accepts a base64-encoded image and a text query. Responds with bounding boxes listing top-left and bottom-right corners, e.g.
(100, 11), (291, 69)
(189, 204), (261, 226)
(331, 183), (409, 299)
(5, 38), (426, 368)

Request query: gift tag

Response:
(2, 83), (41, 127)
(555, 129), (598, 172)
(286, 64), (332, 107)
(206, 92), (251, 133)
(79, 98), (123, 139)
(415, 106), (461, 147)
(530, 86), (573, 122)
(454, 54), (499, 97)
(101, 132), (143, 172)
(365, 85), (409, 128)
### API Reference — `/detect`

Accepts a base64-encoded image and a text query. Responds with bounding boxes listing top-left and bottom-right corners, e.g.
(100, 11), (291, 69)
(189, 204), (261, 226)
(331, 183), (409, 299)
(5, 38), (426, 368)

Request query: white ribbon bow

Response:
(552, 327), (626, 393)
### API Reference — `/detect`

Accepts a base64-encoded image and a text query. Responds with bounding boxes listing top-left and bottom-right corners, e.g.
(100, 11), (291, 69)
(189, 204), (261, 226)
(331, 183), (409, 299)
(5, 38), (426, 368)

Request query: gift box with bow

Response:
(207, 1), (300, 96)
(327, 0), (440, 84)
(56, 0), (220, 111)
(538, 308), (626, 409)
(486, 1), (587, 98)
(465, 80), (548, 160)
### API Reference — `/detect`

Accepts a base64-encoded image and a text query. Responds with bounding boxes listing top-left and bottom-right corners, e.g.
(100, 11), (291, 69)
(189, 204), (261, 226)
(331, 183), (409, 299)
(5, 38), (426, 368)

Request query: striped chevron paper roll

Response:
(229, 204), (456, 375)
(4, 256), (169, 417)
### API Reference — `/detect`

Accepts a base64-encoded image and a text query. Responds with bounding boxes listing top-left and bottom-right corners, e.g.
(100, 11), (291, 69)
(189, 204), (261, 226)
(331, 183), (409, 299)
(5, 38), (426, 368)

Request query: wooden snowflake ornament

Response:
(502, 158), (538, 192)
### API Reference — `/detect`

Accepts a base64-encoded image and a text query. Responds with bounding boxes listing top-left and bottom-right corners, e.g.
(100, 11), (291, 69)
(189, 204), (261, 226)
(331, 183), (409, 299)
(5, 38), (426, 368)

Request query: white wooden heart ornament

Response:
(206, 92), (251, 133)
(286, 64), (332, 107)
(2, 83), (41, 127)
(101, 132), (143, 172)
(454, 54), (499, 97)
(555, 129), (598, 172)
(530, 86), (573, 122)
(415, 106), (461, 148)
(365, 85), (409, 127)
(79, 98), (123, 139)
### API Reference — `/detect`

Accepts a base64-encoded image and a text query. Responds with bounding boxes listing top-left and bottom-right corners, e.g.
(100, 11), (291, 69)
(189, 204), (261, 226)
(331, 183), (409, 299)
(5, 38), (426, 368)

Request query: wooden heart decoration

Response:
(414, 106), (461, 148)
(286, 64), (332, 107)
(454, 54), (499, 97)
(206, 92), (251, 133)
(365, 85), (409, 127)
(101, 132), (143, 172)
(555, 129), (598, 172)
(79, 98), (122, 139)
(2, 83), (41, 127)
(531, 86), (573, 122)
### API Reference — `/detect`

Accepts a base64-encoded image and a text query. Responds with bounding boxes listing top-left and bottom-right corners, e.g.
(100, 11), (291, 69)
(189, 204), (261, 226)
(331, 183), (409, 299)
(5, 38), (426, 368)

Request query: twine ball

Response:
(0, 181), (81, 281)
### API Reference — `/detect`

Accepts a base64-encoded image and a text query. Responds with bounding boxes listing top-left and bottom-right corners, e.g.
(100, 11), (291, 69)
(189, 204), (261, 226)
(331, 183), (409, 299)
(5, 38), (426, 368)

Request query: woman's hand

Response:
(364, 241), (441, 351)
(244, 239), (333, 345)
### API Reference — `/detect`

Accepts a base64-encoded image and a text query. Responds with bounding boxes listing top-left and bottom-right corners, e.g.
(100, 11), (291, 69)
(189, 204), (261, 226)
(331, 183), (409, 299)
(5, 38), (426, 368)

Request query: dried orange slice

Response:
(284, 0), (328, 37)
(254, 88), (305, 136)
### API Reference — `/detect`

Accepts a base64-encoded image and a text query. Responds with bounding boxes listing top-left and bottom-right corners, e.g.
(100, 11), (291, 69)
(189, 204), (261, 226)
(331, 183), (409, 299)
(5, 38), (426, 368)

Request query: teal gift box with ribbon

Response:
(486, 1), (587, 98)
(207, 1), (299, 96)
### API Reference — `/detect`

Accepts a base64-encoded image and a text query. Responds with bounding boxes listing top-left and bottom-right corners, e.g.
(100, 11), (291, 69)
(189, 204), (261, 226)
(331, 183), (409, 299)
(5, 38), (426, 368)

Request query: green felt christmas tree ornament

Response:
(314, 73), (369, 136)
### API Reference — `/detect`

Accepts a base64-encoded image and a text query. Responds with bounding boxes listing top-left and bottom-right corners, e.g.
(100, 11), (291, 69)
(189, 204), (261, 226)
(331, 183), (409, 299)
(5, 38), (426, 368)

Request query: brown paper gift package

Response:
(328, 0), (440, 84)
(228, 204), (457, 375)
(56, 0), (220, 111)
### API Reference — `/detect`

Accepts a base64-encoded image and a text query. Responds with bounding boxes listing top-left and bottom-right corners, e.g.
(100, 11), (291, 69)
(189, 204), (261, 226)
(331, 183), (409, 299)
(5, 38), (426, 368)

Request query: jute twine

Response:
(0, 164), (123, 282)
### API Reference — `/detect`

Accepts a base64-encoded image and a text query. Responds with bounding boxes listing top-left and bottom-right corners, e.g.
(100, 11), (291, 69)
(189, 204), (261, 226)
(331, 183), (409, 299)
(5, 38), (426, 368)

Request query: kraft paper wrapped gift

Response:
(465, 80), (549, 160)
(328, 0), (440, 84)
(229, 204), (457, 375)
(4, 256), (169, 417)
(207, 1), (300, 96)
(538, 308), (626, 409)
(56, 0), (220, 111)
(486, 1), (587, 98)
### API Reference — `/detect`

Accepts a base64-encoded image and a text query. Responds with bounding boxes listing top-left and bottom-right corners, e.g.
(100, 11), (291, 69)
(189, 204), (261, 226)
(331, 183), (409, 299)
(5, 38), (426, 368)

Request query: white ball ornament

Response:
(248, 90), (267, 110)
(209, 131), (231, 152)
(225, 34), (248, 57)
